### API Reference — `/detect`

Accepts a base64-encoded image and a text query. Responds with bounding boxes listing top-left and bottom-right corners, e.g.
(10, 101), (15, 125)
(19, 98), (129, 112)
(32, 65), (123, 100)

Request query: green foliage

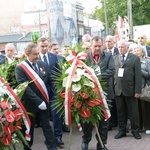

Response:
(0, 56), (26, 88)
(146, 40), (150, 46)
(93, 0), (150, 33)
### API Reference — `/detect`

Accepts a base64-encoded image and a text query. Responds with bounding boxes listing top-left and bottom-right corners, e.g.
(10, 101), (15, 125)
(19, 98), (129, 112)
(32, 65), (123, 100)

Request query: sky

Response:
(77, 0), (102, 13)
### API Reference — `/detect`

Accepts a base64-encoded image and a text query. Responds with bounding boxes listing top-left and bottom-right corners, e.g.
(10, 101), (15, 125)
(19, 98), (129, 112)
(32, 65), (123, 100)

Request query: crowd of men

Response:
(0, 33), (150, 150)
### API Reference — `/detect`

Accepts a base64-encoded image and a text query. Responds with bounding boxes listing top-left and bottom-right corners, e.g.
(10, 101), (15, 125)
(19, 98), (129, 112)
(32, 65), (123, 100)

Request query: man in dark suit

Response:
(0, 43), (15, 64)
(114, 40), (142, 140)
(0, 53), (5, 62)
(105, 35), (119, 130)
(81, 36), (115, 150)
(15, 43), (57, 150)
(137, 34), (150, 58)
(37, 37), (64, 146)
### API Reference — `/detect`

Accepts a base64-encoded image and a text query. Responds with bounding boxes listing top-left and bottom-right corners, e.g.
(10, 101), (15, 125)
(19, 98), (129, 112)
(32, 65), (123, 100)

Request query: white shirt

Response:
(39, 52), (49, 65)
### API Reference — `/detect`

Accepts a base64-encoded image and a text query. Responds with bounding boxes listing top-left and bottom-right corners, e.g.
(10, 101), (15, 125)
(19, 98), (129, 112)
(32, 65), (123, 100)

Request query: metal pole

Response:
(104, 0), (108, 36)
(39, 9), (41, 36)
(45, 0), (51, 40)
(128, 0), (133, 39)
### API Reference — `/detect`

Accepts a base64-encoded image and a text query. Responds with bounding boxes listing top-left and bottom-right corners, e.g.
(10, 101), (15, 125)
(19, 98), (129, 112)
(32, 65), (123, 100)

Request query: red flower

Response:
(60, 91), (65, 98)
(95, 99), (102, 105)
(91, 88), (99, 94)
(5, 110), (15, 122)
(0, 100), (11, 110)
(14, 122), (21, 131)
(71, 92), (77, 102)
(22, 54), (26, 58)
(80, 107), (91, 118)
(74, 101), (82, 109)
(14, 57), (19, 61)
(2, 134), (11, 146)
(86, 100), (96, 107)
(4, 124), (14, 135)
(80, 91), (89, 99)
(13, 109), (23, 121)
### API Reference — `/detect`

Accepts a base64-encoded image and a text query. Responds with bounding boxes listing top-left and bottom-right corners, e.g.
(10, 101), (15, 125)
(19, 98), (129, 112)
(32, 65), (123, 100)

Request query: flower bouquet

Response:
(0, 55), (31, 150)
(53, 44), (110, 149)
(0, 77), (31, 150)
(0, 54), (26, 88)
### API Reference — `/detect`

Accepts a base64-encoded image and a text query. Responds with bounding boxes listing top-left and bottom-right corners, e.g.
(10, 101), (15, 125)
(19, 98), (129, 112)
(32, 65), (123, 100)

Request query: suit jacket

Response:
(114, 53), (142, 96)
(39, 52), (60, 99)
(0, 56), (7, 65)
(104, 47), (118, 56)
(141, 57), (150, 86)
(87, 51), (115, 99)
(146, 46), (150, 57)
(113, 47), (119, 56)
(15, 59), (51, 112)
(0, 54), (6, 63)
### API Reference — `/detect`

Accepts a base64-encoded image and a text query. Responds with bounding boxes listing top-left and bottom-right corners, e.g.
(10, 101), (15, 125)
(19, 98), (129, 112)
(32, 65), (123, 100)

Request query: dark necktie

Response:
(43, 55), (48, 65)
(121, 54), (125, 66)
(32, 63), (39, 75)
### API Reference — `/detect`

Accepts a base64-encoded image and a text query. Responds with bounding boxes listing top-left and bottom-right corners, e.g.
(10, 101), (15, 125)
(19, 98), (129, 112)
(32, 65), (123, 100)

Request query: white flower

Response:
(76, 68), (85, 76)
(72, 74), (81, 82)
(84, 73), (93, 81)
(62, 77), (68, 87)
(13, 89), (17, 94)
(65, 67), (72, 74)
(84, 80), (95, 88)
(72, 84), (81, 92)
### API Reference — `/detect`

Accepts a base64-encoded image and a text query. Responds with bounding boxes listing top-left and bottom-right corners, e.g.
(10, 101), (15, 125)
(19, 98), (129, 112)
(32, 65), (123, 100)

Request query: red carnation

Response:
(80, 91), (89, 99)
(80, 107), (91, 118)
(5, 110), (15, 123)
(60, 91), (65, 98)
(0, 100), (11, 110)
(4, 124), (14, 135)
(14, 122), (21, 131)
(13, 109), (23, 121)
(14, 57), (19, 61)
(2, 134), (11, 146)
(74, 101), (82, 109)
(86, 100), (96, 107)
(95, 99), (102, 105)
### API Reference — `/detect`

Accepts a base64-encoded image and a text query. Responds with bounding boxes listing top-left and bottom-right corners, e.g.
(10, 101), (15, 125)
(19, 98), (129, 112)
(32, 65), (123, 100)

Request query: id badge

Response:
(118, 68), (124, 77)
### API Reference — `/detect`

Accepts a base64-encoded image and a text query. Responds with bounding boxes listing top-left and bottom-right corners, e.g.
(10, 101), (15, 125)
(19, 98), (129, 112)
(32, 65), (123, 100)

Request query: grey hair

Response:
(82, 34), (92, 42)
(25, 43), (38, 54)
(118, 39), (129, 48)
(134, 45), (145, 55)
(106, 35), (116, 42)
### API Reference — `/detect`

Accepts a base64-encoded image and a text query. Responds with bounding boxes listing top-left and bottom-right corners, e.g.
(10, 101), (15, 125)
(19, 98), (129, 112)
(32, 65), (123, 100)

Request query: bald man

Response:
(137, 34), (150, 58)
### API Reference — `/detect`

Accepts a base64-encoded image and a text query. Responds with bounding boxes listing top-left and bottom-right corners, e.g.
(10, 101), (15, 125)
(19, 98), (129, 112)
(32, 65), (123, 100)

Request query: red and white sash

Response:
(19, 61), (49, 103)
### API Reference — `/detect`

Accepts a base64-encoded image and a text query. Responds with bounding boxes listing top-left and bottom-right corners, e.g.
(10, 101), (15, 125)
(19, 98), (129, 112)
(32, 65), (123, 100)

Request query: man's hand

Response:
(134, 93), (141, 98)
(38, 101), (47, 110)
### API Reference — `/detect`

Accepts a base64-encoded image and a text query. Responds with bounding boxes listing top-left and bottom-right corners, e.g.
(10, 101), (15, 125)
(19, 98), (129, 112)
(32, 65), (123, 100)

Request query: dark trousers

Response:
(115, 95), (140, 133)
(109, 99), (118, 127)
(139, 99), (150, 130)
(50, 98), (63, 140)
(82, 120), (109, 150)
(23, 109), (57, 150)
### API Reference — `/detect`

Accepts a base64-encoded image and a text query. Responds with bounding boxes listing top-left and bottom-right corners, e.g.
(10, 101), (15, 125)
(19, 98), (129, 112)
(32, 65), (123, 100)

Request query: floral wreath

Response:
(53, 45), (110, 126)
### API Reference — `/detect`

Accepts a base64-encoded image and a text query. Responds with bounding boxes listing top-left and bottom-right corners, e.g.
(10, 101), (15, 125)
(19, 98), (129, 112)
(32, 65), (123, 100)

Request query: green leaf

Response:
(16, 130), (30, 148)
